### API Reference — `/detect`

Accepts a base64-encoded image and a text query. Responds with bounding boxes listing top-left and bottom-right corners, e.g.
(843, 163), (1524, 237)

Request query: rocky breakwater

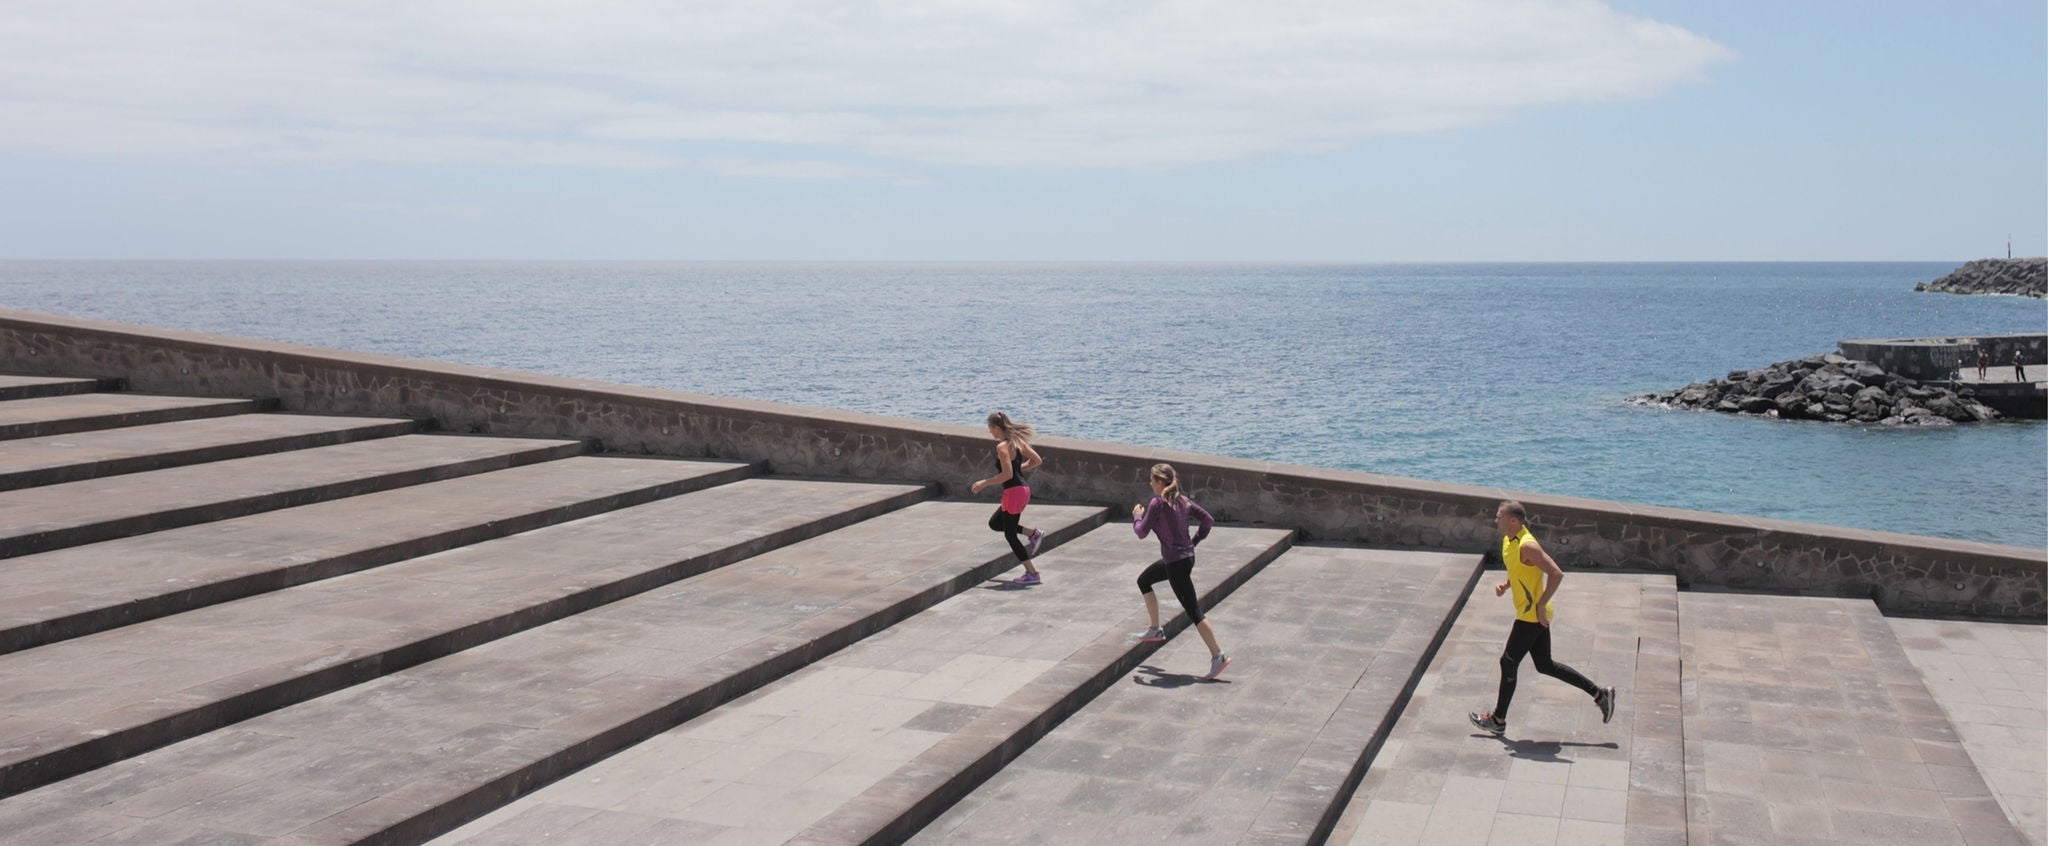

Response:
(1633, 354), (2000, 425)
(1915, 257), (2046, 298)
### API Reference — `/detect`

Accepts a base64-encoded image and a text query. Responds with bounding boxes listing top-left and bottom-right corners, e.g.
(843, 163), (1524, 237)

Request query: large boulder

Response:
(1738, 395), (1778, 414)
(1757, 372), (1799, 398)
(1849, 361), (1889, 386)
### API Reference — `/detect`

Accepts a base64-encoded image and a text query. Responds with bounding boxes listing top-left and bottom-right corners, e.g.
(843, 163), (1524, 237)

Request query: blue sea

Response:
(2, 261), (2043, 549)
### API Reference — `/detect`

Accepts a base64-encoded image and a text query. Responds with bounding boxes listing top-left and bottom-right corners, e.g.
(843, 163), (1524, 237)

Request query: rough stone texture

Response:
(1328, 573), (1678, 846)
(1679, 593), (2028, 846)
(434, 524), (1293, 846)
(1890, 617), (2048, 845)
(1916, 258), (2048, 299)
(0, 308), (2039, 620)
(1633, 352), (2005, 424)
(0, 502), (1106, 845)
(0, 478), (929, 800)
(911, 546), (1481, 845)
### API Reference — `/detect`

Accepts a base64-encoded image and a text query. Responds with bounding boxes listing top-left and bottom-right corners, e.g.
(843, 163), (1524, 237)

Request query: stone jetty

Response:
(1916, 257), (2047, 298)
(1633, 353), (2001, 425)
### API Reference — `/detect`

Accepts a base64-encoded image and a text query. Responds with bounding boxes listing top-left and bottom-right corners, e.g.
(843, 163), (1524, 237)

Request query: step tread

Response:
(0, 413), (420, 489)
(1679, 592), (2025, 846)
(0, 502), (1104, 845)
(0, 376), (104, 400)
(0, 455), (751, 653)
(434, 522), (1294, 846)
(1330, 573), (1678, 846)
(1888, 616), (2048, 846)
(0, 478), (929, 799)
(0, 433), (580, 558)
(0, 393), (257, 438)
(913, 545), (1482, 845)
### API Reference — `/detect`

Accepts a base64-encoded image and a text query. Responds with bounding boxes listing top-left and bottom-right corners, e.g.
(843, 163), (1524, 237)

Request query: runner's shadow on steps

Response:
(1132, 665), (1231, 688)
(1481, 736), (1619, 763)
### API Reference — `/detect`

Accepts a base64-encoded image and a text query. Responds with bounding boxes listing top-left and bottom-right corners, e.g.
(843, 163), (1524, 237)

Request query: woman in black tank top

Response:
(970, 411), (1045, 583)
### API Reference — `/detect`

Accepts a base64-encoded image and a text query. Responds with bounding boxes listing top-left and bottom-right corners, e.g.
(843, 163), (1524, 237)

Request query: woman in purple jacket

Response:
(1132, 463), (1229, 680)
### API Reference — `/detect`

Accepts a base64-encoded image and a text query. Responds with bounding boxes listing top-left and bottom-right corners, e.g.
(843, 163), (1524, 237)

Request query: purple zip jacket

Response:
(1133, 495), (1214, 562)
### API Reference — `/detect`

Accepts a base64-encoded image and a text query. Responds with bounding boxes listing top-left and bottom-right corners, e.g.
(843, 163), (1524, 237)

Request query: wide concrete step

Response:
(0, 433), (584, 559)
(1328, 573), (1683, 846)
(0, 501), (1106, 845)
(0, 393), (266, 440)
(1679, 592), (2025, 846)
(434, 522), (1297, 846)
(914, 546), (1482, 845)
(1889, 617), (2048, 845)
(0, 375), (115, 401)
(0, 412), (425, 491)
(0, 477), (932, 801)
(0, 455), (754, 654)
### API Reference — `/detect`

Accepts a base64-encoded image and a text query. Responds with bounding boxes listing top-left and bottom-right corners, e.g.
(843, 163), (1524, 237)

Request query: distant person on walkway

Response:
(1977, 345), (1990, 380)
(2016, 349), (2027, 383)
(970, 411), (1046, 584)
(1132, 463), (1229, 679)
(1469, 501), (1615, 735)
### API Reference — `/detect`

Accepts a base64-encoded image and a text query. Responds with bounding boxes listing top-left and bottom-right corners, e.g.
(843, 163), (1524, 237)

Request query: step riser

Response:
(0, 482), (934, 801)
(855, 533), (1298, 846)
(0, 377), (119, 401)
(0, 460), (759, 655)
(0, 397), (269, 440)
(366, 511), (1109, 846)
(0, 418), (426, 492)
(0, 440), (589, 560)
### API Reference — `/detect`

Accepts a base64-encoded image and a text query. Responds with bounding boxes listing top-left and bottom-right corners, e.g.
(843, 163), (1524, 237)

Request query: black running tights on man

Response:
(988, 507), (1029, 561)
(1492, 619), (1599, 721)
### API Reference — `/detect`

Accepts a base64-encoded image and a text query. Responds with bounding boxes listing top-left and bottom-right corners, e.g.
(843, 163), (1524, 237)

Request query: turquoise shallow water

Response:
(2, 261), (2042, 548)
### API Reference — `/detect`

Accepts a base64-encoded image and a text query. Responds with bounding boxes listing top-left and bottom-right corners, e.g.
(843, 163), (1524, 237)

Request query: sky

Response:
(0, 0), (2040, 261)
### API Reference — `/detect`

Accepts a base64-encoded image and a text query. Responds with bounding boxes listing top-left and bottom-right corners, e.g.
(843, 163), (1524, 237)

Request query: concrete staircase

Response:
(0, 376), (2034, 845)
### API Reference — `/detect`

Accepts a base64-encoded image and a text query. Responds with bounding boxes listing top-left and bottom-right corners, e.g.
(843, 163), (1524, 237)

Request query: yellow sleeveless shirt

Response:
(1504, 526), (1554, 624)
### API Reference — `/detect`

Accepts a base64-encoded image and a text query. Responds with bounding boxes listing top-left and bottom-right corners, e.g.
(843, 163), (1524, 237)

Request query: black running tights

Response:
(1492, 619), (1599, 721)
(988, 507), (1029, 561)
(1137, 556), (1203, 624)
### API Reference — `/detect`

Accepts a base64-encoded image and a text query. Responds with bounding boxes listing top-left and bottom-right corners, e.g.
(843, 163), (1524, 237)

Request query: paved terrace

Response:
(0, 349), (2038, 845)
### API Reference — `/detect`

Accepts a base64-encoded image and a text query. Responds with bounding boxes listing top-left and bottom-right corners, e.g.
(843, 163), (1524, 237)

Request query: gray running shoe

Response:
(1205, 653), (1231, 680)
(1138, 626), (1167, 643)
(1596, 686), (1617, 724)
(1469, 711), (1506, 735)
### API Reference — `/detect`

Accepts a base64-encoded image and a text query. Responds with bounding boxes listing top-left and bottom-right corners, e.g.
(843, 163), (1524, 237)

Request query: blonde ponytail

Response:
(1150, 463), (1185, 508)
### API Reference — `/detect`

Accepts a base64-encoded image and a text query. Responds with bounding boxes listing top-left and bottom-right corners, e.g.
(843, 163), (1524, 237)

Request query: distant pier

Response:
(1839, 333), (2047, 419)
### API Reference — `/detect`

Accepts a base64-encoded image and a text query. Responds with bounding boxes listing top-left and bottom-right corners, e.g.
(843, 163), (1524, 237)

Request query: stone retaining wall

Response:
(1839, 334), (2048, 380)
(2, 308), (2040, 620)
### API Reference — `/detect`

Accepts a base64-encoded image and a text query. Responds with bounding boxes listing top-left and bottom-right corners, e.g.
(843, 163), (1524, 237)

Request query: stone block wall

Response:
(3, 308), (2041, 620)
(1840, 334), (2048, 379)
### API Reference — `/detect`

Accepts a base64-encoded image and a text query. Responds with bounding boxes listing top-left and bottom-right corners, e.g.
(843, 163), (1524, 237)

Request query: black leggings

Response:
(1137, 557), (1202, 624)
(1492, 619), (1599, 721)
(988, 507), (1029, 561)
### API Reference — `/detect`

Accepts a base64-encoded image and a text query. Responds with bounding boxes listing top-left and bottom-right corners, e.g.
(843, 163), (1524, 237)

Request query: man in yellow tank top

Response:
(1469, 501), (1616, 735)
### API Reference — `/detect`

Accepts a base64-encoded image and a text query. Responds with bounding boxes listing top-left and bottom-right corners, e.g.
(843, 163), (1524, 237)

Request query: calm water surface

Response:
(3, 261), (2042, 548)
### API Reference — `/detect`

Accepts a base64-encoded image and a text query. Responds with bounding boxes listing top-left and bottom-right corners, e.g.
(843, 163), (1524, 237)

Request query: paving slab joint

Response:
(857, 527), (1300, 846)
(351, 506), (1114, 846)
(1308, 554), (1488, 846)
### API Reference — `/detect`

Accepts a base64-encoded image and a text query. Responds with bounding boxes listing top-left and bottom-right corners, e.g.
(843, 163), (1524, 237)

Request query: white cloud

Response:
(0, 1), (1730, 172)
